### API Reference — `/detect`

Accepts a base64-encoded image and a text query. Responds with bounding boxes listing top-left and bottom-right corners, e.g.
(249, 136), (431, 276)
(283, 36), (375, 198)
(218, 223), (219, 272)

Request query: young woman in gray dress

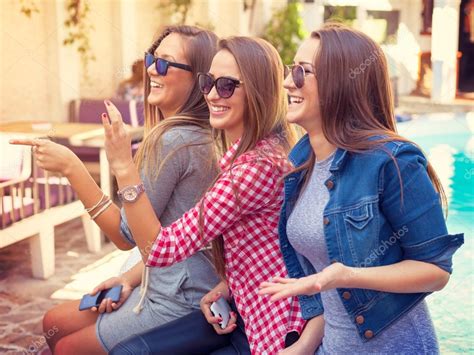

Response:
(12, 25), (221, 354)
(259, 23), (464, 354)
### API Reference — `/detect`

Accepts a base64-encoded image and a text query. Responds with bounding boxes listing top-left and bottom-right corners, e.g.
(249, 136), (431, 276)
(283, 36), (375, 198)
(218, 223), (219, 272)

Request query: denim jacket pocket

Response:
(343, 203), (379, 265)
(344, 203), (374, 230)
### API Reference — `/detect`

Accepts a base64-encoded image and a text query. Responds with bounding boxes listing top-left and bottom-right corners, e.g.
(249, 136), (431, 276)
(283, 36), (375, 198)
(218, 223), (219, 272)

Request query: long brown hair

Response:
(295, 23), (446, 212)
(207, 37), (296, 279)
(134, 25), (219, 180)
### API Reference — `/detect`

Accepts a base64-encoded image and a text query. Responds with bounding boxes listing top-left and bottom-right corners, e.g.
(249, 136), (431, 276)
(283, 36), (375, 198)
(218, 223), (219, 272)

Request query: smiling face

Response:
(205, 49), (246, 142)
(146, 32), (194, 117)
(284, 38), (321, 132)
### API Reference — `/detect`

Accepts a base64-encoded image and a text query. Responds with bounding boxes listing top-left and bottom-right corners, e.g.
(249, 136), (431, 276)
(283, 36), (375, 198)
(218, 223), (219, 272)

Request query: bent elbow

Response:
(432, 269), (450, 291)
(116, 242), (134, 251)
(106, 233), (134, 250)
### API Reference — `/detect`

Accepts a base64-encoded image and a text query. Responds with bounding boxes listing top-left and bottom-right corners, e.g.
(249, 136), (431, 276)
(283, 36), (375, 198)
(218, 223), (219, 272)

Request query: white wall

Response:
(2, 0), (436, 124)
(0, 0), (169, 123)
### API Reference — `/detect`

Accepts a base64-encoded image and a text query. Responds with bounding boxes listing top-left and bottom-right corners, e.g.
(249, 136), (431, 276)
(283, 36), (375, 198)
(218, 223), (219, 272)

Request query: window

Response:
(421, 0), (433, 34)
(366, 10), (400, 44)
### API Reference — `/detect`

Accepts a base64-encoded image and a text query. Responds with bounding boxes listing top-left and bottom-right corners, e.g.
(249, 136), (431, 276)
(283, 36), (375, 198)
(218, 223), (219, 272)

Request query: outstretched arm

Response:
(9, 137), (131, 250)
(259, 260), (450, 302)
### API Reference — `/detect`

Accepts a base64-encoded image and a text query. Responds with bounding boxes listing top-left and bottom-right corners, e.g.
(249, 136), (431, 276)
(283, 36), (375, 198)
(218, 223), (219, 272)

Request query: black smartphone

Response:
(78, 285), (123, 311)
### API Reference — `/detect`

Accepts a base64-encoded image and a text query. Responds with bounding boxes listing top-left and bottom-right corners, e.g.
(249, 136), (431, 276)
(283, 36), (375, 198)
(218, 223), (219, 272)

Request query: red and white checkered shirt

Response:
(147, 138), (304, 354)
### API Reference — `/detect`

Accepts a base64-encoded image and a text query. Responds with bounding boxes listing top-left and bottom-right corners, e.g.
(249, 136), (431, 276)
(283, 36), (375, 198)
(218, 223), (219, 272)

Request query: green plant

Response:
(63, 0), (96, 80)
(18, 0), (95, 80)
(324, 6), (356, 27)
(262, 1), (307, 65)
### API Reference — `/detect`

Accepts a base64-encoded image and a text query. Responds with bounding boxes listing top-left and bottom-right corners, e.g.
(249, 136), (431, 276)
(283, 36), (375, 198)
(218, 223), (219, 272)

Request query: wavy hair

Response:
(134, 25), (219, 180)
(294, 23), (446, 213)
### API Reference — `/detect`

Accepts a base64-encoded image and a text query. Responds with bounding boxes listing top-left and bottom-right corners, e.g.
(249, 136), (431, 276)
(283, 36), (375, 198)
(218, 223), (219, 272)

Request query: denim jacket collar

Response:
(288, 134), (348, 172)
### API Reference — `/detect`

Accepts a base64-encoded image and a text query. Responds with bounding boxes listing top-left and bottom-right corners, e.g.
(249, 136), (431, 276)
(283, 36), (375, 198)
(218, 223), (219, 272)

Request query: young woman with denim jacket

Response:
(259, 24), (464, 354)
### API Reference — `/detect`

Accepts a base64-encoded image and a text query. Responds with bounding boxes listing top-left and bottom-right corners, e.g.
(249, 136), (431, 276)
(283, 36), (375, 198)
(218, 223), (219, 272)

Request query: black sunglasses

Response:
(197, 72), (243, 99)
(144, 52), (192, 76)
(284, 64), (315, 89)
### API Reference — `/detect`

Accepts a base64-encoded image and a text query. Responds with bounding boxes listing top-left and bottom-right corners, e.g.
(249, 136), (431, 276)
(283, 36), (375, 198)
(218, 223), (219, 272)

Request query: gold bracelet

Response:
(91, 200), (113, 220)
(85, 193), (107, 213)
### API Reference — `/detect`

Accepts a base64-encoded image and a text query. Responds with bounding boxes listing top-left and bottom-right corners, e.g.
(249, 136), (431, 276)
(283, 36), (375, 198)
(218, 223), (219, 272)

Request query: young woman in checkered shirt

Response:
(103, 37), (311, 354)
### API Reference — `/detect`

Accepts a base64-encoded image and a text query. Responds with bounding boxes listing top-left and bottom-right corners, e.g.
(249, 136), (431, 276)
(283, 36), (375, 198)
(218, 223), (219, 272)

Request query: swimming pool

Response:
(397, 112), (474, 353)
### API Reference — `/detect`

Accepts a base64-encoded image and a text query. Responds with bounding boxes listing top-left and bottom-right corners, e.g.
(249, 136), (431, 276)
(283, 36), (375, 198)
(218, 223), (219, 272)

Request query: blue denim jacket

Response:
(279, 134), (464, 341)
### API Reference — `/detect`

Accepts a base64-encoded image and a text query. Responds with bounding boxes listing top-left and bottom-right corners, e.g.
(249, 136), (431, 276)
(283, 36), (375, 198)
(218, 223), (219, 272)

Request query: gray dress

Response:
(96, 126), (221, 351)
(286, 154), (440, 354)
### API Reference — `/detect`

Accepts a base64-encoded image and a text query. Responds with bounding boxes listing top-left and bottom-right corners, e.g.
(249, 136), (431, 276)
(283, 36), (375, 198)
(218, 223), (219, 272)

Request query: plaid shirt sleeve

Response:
(146, 159), (279, 267)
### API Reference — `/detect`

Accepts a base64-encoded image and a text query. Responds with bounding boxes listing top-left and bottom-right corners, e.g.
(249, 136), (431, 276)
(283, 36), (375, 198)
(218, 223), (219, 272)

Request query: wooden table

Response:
(0, 121), (144, 253)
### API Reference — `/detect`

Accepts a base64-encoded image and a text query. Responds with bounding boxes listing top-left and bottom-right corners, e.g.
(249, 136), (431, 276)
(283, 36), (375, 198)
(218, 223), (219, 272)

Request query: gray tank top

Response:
(286, 153), (439, 354)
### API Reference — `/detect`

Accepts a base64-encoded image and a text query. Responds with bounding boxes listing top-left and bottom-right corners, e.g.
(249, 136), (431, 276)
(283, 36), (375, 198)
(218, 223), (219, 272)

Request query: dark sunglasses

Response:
(144, 52), (192, 76)
(197, 72), (243, 99)
(284, 64), (315, 89)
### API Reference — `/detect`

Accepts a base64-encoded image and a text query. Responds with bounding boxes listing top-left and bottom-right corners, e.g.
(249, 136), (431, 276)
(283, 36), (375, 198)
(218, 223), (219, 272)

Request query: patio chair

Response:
(0, 134), (88, 279)
(68, 98), (143, 179)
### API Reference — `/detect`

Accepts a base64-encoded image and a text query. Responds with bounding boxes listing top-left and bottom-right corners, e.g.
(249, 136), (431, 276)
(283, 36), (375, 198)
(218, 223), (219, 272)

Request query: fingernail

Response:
(102, 113), (107, 118)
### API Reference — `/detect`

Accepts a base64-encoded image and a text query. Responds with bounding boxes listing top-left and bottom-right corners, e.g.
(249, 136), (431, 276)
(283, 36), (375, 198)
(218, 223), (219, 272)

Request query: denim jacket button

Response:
(364, 330), (374, 339)
(355, 315), (365, 325)
(325, 180), (334, 189)
(342, 291), (351, 300)
(323, 217), (330, 225)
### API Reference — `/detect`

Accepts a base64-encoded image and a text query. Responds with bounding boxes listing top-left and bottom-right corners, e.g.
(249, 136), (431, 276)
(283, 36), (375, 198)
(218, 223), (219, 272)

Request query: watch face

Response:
(123, 187), (138, 201)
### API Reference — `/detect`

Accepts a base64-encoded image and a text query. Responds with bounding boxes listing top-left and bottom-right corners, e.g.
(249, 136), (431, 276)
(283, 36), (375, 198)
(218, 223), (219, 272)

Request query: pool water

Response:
(397, 112), (474, 353)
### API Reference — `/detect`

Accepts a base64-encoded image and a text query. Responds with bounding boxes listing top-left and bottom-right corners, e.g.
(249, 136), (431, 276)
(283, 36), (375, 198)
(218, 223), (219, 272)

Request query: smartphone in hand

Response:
(79, 285), (123, 311)
(210, 298), (232, 329)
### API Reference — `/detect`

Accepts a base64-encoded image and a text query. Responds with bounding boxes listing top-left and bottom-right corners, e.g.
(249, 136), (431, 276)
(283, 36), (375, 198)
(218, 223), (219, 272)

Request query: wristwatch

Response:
(117, 183), (145, 203)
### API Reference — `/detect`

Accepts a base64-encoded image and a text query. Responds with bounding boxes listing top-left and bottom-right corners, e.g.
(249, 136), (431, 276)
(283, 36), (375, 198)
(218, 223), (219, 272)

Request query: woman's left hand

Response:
(102, 100), (134, 178)
(259, 262), (349, 302)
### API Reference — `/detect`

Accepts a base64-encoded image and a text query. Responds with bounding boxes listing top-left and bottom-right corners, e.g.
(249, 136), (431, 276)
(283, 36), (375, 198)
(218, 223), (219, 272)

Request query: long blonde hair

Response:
(134, 25), (219, 180)
(205, 37), (297, 279)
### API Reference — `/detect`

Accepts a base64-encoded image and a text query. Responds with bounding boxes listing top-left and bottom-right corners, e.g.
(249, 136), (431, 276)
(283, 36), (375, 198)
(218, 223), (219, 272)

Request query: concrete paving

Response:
(0, 218), (131, 354)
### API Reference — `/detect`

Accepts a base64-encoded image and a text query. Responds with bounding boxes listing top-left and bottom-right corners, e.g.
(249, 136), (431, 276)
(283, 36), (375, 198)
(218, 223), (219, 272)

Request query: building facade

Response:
(1, 0), (471, 124)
